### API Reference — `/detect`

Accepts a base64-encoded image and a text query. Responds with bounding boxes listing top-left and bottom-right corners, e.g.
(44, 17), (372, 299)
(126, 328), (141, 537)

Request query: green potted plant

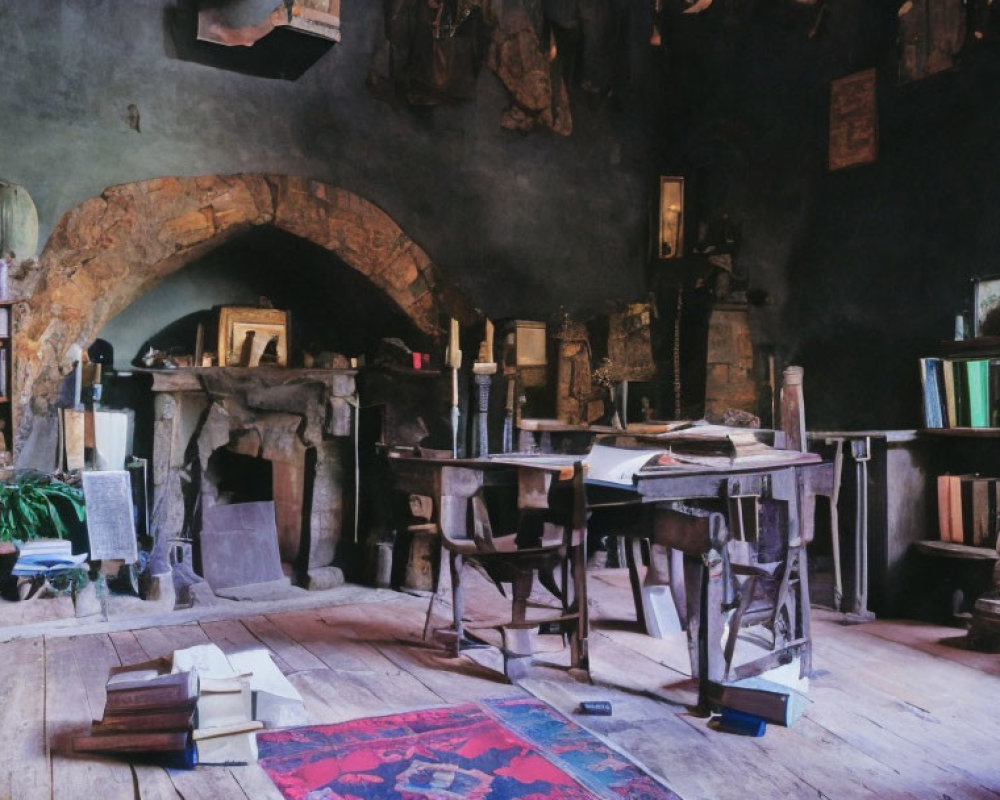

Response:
(0, 471), (86, 581)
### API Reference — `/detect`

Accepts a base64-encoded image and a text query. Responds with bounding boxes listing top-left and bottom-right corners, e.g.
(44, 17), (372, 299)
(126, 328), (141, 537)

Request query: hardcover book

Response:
(105, 670), (199, 714)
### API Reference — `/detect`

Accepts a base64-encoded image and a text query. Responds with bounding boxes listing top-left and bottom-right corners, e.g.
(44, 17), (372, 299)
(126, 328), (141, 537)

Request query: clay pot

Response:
(0, 541), (19, 584)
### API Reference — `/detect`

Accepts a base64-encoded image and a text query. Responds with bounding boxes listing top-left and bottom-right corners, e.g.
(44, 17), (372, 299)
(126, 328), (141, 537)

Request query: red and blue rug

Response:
(256, 695), (681, 800)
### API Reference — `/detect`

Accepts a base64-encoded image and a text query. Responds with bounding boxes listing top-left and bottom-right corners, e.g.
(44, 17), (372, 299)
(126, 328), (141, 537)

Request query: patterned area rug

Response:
(257, 695), (682, 800)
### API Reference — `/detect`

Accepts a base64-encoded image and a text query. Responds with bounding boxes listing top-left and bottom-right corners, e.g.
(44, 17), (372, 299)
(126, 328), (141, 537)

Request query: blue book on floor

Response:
(714, 708), (767, 737)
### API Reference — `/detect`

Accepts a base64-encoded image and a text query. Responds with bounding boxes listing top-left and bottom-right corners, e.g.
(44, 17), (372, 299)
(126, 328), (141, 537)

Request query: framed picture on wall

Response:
(217, 306), (289, 366)
(973, 276), (1000, 338)
(658, 176), (684, 259)
(829, 68), (878, 171)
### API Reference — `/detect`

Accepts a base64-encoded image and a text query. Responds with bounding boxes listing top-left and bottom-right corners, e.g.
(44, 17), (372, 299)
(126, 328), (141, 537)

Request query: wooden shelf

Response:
(919, 427), (1000, 437)
(939, 337), (1000, 357)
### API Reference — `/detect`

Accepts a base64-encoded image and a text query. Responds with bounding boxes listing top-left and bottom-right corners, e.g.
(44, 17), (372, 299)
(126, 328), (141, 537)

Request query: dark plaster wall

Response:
(0, 0), (652, 320)
(3, 1), (1000, 430)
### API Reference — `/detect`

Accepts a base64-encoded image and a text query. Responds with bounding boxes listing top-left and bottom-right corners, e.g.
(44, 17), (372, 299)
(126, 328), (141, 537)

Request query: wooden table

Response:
(389, 448), (834, 697)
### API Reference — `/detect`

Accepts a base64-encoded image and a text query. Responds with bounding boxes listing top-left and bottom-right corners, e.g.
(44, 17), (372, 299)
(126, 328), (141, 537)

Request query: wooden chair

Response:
(647, 493), (814, 690)
(431, 460), (589, 681)
(722, 494), (811, 682)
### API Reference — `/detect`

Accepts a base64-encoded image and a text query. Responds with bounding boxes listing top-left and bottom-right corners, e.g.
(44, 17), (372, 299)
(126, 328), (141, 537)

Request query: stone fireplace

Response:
(149, 366), (357, 591)
(10, 172), (475, 596)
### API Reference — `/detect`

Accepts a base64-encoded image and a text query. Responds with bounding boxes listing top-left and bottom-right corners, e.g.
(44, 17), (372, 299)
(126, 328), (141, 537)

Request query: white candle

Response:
(68, 344), (83, 408)
(447, 318), (463, 369)
(484, 319), (494, 362)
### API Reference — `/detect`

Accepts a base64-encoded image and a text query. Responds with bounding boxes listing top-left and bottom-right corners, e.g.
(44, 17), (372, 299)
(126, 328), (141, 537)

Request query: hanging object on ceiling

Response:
(0, 181), (39, 262)
(897, 0), (965, 82)
(197, 0), (341, 46)
(682, 0), (713, 13)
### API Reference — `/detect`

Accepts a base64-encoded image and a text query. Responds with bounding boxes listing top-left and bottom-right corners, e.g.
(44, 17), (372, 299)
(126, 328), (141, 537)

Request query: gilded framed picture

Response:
(829, 68), (878, 171)
(217, 306), (289, 367)
(973, 275), (1000, 338)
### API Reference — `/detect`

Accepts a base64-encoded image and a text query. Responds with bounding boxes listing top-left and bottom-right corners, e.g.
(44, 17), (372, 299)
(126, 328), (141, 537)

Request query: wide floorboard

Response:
(1, 567), (998, 800)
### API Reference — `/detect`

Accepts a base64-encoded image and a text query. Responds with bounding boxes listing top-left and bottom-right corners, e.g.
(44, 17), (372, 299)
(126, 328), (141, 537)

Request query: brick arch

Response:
(16, 173), (468, 443)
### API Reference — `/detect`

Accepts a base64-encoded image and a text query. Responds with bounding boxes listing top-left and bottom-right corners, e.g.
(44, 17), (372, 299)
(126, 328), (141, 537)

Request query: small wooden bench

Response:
(912, 540), (999, 623)
(913, 540), (1000, 561)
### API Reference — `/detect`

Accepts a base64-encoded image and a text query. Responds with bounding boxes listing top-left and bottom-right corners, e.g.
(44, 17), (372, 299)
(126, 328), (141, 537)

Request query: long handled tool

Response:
(843, 436), (875, 624)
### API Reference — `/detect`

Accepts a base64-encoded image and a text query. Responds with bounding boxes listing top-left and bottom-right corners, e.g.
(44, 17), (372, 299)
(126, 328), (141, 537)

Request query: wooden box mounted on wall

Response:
(504, 320), (547, 388)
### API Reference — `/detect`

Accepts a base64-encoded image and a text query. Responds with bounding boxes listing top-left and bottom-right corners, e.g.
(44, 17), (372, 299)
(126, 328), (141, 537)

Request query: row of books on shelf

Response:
(920, 356), (1000, 429)
(937, 474), (1000, 548)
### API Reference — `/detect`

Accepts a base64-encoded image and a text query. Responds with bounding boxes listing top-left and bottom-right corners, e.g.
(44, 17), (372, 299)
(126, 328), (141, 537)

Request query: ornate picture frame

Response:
(972, 275), (1000, 339)
(217, 306), (289, 367)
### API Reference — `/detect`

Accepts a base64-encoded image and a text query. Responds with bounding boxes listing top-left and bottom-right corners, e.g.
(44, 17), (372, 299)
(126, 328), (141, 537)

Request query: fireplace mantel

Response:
(141, 366), (358, 393)
(148, 365), (358, 598)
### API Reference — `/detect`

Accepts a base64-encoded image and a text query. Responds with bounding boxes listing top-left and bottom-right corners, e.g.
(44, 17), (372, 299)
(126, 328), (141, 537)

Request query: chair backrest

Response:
(438, 462), (586, 553)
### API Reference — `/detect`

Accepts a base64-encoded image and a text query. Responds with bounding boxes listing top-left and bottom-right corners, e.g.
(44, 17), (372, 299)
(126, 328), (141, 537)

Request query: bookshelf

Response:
(918, 339), (1000, 431)
(916, 340), (1000, 623)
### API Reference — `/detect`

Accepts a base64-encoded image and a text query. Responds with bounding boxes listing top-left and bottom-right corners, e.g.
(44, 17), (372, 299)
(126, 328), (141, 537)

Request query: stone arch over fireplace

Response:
(15, 173), (470, 444)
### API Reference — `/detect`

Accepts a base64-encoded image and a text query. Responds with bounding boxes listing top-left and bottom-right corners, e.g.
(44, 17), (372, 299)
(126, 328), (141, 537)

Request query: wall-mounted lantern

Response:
(657, 176), (684, 260)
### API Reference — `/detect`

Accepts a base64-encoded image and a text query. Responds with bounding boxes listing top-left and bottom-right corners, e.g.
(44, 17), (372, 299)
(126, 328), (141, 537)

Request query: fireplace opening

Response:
(205, 449), (274, 506)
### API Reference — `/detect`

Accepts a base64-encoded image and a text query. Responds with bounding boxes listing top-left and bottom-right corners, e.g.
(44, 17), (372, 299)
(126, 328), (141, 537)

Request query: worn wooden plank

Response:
(167, 766), (253, 800)
(262, 608), (383, 673)
(0, 638), (51, 800)
(132, 764), (181, 800)
(131, 622), (212, 662)
(814, 622), (1000, 740)
(318, 598), (522, 704)
(239, 613), (327, 673)
(108, 629), (154, 667)
(806, 675), (1000, 800)
(811, 631), (1000, 794)
(857, 616), (1000, 677)
(46, 634), (136, 800)
(228, 764), (284, 799)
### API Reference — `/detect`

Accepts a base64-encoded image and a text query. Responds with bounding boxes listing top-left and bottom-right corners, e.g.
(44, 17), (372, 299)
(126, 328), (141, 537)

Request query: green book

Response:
(966, 359), (990, 428)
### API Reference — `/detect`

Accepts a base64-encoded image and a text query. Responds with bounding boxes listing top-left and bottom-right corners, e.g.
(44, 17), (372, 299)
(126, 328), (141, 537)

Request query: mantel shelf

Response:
(136, 366), (357, 393)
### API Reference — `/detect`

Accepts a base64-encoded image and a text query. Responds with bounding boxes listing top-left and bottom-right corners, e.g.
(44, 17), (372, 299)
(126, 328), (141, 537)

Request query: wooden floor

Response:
(1, 567), (999, 800)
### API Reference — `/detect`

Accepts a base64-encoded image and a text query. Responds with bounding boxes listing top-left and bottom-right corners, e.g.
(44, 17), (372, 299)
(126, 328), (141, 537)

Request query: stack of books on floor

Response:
(74, 644), (307, 768)
(11, 538), (88, 577)
(73, 664), (199, 768)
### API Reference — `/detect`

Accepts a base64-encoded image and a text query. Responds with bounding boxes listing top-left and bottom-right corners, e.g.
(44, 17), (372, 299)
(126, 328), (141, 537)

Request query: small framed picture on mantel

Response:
(972, 275), (1000, 338)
